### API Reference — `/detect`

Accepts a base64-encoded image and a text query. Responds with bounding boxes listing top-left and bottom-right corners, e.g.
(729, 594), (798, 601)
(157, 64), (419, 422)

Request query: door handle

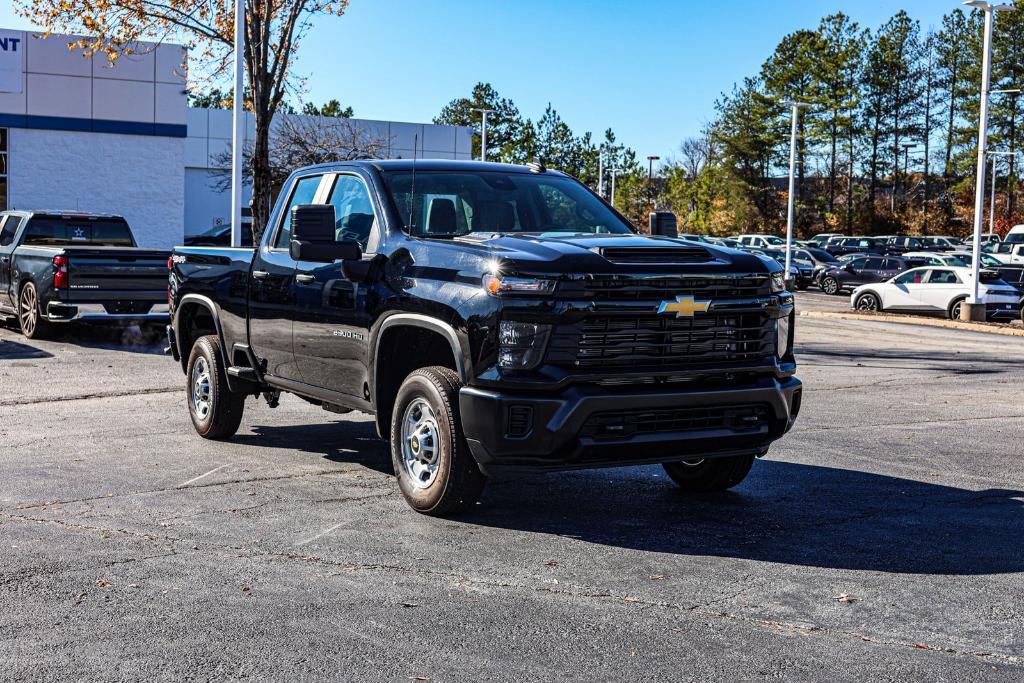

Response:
(252, 270), (269, 280)
(295, 273), (314, 284)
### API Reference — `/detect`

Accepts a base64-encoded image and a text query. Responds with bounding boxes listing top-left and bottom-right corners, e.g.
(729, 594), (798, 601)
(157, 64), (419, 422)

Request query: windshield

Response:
(806, 247), (837, 262)
(763, 236), (785, 245)
(382, 170), (634, 237)
(22, 216), (134, 247)
(1005, 233), (1024, 245)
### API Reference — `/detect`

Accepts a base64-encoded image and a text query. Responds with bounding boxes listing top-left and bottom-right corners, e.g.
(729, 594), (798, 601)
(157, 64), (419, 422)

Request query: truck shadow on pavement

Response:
(0, 338), (53, 360)
(241, 421), (394, 476)
(468, 460), (1024, 576)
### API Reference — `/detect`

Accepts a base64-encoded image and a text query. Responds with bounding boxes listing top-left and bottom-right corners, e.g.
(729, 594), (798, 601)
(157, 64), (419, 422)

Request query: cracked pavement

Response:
(1, 309), (1023, 681)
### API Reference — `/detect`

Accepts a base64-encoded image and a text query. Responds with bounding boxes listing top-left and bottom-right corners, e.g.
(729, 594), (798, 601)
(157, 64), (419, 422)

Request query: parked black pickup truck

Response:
(167, 160), (801, 516)
(0, 211), (171, 339)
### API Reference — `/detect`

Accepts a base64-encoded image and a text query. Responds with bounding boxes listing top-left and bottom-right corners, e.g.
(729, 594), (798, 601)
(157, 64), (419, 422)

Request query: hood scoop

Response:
(594, 245), (712, 265)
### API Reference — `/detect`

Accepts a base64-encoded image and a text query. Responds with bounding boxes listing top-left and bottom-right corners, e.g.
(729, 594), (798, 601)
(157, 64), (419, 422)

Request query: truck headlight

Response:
(776, 312), (793, 358)
(770, 272), (786, 293)
(498, 320), (551, 369)
(483, 274), (555, 296)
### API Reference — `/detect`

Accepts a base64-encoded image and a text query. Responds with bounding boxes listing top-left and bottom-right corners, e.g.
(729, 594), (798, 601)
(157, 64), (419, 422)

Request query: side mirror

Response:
(648, 211), (677, 238)
(290, 239), (361, 263)
(288, 203), (362, 263)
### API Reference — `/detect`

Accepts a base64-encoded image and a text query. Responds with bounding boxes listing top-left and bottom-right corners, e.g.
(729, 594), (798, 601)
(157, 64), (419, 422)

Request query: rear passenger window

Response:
(863, 258), (885, 269)
(0, 216), (15, 247)
(273, 175), (322, 249)
(927, 270), (960, 284)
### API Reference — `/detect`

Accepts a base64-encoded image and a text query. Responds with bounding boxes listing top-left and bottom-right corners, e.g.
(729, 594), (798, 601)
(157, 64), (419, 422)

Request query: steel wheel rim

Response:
(401, 398), (441, 489)
(857, 295), (878, 311)
(20, 286), (37, 336)
(191, 357), (212, 420)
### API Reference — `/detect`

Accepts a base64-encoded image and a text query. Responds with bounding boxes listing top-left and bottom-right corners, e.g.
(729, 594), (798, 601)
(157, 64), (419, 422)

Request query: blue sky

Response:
(2, 0), (959, 163)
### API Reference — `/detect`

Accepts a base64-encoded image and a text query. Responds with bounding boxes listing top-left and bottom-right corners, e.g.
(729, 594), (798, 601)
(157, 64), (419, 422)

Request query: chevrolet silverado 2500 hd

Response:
(167, 160), (801, 516)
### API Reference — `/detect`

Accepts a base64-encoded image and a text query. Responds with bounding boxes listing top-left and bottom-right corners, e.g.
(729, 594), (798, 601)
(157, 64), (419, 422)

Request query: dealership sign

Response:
(0, 31), (24, 93)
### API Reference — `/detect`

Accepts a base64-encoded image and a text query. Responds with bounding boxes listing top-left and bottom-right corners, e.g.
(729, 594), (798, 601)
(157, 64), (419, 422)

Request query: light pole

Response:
(597, 145), (605, 198)
(646, 155), (660, 210)
(782, 101), (811, 280)
(471, 108), (496, 161)
(987, 150), (1019, 237)
(229, 0), (246, 247)
(964, 0), (1014, 320)
(609, 168), (623, 207)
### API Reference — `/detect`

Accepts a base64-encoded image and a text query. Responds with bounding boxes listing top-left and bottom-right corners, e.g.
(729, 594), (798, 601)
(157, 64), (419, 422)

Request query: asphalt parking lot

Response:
(1, 308), (1023, 681)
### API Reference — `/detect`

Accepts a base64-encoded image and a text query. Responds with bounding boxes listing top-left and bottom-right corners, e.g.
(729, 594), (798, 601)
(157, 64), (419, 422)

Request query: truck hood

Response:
(449, 232), (774, 275)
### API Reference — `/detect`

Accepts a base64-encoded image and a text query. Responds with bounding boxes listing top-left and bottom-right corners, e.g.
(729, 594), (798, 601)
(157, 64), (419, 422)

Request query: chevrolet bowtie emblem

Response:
(657, 296), (712, 317)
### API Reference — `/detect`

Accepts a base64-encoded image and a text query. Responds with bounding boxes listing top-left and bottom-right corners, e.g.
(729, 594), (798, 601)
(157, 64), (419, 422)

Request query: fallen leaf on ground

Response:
(833, 593), (857, 603)
(95, 579), (112, 587)
(241, 583), (251, 593)
(649, 575), (665, 581)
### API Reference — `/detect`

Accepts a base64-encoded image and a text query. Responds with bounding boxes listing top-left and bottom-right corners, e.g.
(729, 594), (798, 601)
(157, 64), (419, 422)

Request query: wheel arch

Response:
(369, 313), (471, 438)
(174, 294), (230, 374)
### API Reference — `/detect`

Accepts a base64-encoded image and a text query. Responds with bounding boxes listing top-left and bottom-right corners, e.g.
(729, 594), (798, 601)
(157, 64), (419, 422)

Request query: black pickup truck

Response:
(167, 160), (801, 516)
(0, 211), (171, 339)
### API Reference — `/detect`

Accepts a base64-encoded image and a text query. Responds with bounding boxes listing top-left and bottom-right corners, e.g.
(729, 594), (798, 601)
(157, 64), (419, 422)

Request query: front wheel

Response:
(820, 277), (840, 295)
(18, 282), (49, 340)
(855, 292), (881, 312)
(663, 455), (755, 493)
(186, 335), (245, 440)
(390, 366), (486, 516)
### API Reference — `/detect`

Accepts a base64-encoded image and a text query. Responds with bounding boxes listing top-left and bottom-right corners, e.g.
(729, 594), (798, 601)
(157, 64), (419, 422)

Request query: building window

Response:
(0, 128), (7, 211)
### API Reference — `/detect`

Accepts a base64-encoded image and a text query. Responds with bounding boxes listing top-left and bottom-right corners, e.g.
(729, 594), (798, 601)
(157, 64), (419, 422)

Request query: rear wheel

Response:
(855, 292), (881, 312)
(820, 277), (840, 295)
(186, 335), (245, 440)
(390, 366), (486, 516)
(663, 455), (756, 493)
(18, 282), (49, 340)
(949, 297), (967, 321)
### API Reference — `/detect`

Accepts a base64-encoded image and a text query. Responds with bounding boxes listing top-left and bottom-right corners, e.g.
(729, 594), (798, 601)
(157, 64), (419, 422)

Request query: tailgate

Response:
(65, 247), (170, 301)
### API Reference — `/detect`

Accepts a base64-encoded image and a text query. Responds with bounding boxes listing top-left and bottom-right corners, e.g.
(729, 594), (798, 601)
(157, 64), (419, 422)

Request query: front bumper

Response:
(985, 300), (1021, 321)
(46, 302), (170, 324)
(460, 376), (802, 476)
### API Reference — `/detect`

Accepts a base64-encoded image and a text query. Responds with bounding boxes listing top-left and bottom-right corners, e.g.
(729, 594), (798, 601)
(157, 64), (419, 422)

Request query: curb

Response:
(798, 310), (1024, 337)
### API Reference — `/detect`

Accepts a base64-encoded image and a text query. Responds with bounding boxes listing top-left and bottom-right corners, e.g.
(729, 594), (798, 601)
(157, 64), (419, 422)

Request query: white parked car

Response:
(735, 234), (786, 249)
(901, 252), (970, 267)
(850, 266), (1021, 321)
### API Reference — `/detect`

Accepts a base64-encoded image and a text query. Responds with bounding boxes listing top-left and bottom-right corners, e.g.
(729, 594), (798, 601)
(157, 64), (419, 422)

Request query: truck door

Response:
(0, 215), (21, 309)
(293, 172), (378, 397)
(248, 173), (327, 381)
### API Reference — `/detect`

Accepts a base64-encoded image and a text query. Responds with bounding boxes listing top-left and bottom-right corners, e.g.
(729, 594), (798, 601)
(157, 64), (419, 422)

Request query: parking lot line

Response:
(295, 521), (347, 547)
(177, 465), (228, 488)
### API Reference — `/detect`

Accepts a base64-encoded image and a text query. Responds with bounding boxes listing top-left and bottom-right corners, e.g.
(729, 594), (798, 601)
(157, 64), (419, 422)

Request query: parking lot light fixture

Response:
(965, 1), (1014, 312)
(471, 108), (496, 162)
(609, 167), (623, 206)
(782, 101), (811, 279)
(229, 0), (246, 248)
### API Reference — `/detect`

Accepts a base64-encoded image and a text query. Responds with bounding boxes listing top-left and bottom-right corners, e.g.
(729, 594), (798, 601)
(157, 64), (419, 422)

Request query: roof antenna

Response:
(409, 133), (418, 234)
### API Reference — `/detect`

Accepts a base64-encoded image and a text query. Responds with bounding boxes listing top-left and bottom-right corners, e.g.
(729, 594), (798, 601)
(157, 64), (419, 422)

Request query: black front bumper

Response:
(460, 376), (802, 476)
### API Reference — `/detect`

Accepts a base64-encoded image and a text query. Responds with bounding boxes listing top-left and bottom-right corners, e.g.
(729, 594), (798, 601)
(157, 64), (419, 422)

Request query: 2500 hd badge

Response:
(167, 160), (800, 516)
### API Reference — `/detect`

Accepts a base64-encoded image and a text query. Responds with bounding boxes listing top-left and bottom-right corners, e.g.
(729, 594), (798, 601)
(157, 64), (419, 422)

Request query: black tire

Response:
(820, 277), (840, 296)
(390, 366), (486, 516)
(948, 297), (967, 321)
(186, 334), (245, 440)
(18, 282), (50, 340)
(663, 454), (756, 493)
(797, 282), (809, 291)
(855, 292), (881, 312)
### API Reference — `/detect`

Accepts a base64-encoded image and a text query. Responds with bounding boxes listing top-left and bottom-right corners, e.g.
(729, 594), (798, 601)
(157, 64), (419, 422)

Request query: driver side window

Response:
(327, 174), (378, 251)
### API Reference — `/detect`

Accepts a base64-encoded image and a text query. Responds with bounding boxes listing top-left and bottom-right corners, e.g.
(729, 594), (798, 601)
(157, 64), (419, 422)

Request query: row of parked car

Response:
(679, 228), (1024, 322)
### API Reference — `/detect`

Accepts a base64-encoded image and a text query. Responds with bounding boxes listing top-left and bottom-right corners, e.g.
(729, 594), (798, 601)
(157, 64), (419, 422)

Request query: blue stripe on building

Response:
(0, 113), (187, 138)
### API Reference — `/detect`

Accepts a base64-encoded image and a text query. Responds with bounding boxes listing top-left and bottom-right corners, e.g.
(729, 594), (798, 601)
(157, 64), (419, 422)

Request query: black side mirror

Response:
(648, 211), (677, 238)
(290, 239), (361, 263)
(289, 204), (361, 263)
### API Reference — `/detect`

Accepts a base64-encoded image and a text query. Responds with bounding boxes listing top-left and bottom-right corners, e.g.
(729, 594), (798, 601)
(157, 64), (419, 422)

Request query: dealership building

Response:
(0, 28), (472, 248)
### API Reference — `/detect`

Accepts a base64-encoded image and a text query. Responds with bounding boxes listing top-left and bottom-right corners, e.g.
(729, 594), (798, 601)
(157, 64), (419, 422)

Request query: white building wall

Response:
(8, 127), (185, 249)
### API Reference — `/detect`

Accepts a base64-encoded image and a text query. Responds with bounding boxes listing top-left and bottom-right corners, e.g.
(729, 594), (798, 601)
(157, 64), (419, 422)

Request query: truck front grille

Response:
(546, 312), (772, 370)
(581, 404), (770, 439)
(556, 275), (770, 302)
